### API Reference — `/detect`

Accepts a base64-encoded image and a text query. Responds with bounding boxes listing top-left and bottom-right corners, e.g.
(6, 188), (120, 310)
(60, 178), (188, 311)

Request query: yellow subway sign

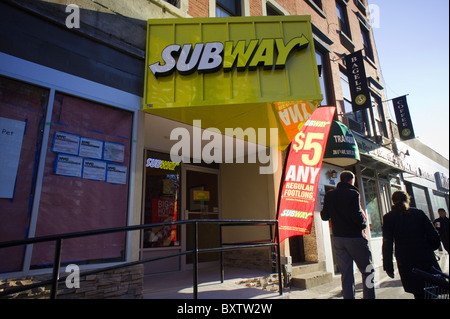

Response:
(143, 16), (322, 148)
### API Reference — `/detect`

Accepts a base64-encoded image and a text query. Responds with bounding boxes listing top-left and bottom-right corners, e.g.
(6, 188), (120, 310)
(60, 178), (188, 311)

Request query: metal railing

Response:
(0, 219), (282, 299)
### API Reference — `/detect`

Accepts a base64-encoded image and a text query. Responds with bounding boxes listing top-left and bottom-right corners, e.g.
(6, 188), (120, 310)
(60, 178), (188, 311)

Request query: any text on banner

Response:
(392, 95), (415, 141)
(277, 106), (336, 243)
(344, 50), (371, 112)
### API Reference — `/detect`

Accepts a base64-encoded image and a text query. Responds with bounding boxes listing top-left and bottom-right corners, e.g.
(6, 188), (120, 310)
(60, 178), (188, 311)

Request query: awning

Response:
(353, 132), (418, 175)
(143, 16), (323, 150)
(323, 121), (360, 167)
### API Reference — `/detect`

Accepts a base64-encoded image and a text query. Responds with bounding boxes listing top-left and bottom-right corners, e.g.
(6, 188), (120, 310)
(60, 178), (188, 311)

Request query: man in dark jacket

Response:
(434, 208), (449, 253)
(321, 170), (375, 299)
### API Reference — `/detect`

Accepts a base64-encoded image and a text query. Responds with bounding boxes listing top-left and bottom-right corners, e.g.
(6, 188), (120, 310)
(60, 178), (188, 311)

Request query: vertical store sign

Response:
(344, 50), (371, 112)
(278, 107), (336, 242)
(392, 95), (415, 140)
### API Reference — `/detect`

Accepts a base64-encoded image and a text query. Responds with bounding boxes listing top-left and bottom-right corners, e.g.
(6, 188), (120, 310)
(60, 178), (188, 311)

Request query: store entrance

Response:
(289, 236), (305, 263)
(183, 165), (220, 265)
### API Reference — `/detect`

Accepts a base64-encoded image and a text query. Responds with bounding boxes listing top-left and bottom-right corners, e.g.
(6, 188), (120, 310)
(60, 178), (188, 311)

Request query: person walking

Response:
(433, 208), (449, 253)
(321, 170), (375, 299)
(382, 190), (441, 299)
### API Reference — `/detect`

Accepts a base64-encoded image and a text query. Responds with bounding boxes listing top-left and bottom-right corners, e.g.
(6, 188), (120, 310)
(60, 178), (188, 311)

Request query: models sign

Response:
(278, 107), (335, 242)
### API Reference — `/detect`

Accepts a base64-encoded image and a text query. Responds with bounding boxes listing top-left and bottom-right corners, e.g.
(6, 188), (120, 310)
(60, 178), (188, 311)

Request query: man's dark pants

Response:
(332, 236), (376, 299)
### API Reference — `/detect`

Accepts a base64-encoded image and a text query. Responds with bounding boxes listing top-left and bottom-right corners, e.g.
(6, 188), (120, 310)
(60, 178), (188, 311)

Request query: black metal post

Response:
(50, 238), (63, 299)
(193, 221), (198, 299)
(275, 222), (283, 295)
(270, 224), (276, 273)
(219, 224), (224, 283)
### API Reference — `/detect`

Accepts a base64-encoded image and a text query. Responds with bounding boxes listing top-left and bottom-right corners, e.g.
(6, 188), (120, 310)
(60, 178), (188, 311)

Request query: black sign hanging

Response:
(344, 50), (371, 112)
(392, 95), (415, 140)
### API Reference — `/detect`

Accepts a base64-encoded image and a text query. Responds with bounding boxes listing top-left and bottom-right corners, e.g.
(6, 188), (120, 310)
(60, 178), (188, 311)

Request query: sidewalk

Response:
(143, 251), (448, 299)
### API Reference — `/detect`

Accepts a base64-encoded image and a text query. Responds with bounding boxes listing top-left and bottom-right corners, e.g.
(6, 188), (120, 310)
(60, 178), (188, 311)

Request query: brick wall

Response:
(249, 0), (263, 16)
(223, 247), (273, 272)
(0, 264), (144, 299)
(188, 0), (209, 17)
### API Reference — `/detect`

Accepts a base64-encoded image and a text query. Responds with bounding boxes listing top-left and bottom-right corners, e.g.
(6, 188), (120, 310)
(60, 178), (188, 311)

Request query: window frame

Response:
(266, 3), (283, 16)
(370, 92), (388, 138)
(315, 45), (334, 106)
(163, 0), (181, 9)
(305, 0), (326, 18)
(360, 22), (375, 62)
(216, 0), (242, 17)
(336, 0), (352, 39)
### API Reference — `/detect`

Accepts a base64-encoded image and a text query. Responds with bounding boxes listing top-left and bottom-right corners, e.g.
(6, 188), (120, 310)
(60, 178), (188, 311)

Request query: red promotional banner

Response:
(278, 106), (336, 243)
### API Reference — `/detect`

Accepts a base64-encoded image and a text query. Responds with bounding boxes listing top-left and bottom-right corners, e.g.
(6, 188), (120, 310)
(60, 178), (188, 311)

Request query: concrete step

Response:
(291, 271), (333, 289)
(291, 261), (326, 276)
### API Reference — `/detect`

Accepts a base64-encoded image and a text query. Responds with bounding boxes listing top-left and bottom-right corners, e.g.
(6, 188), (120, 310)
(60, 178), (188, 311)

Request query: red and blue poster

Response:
(278, 106), (336, 243)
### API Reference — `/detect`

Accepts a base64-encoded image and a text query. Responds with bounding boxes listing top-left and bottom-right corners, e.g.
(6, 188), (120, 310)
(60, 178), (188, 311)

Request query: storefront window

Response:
(379, 182), (390, 215)
(363, 176), (382, 237)
(31, 92), (133, 268)
(389, 176), (401, 185)
(0, 76), (49, 272)
(431, 192), (448, 220)
(390, 184), (401, 196)
(142, 151), (181, 248)
(408, 184), (432, 220)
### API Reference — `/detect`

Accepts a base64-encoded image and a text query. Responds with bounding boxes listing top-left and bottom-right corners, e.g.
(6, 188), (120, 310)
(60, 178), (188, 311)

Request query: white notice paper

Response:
(82, 159), (106, 181)
(106, 164), (127, 184)
(79, 137), (103, 159)
(0, 117), (26, 198)
(52, 131), (80, 155)
(103, 141), (125, 163)
(55, 154), (83, 178)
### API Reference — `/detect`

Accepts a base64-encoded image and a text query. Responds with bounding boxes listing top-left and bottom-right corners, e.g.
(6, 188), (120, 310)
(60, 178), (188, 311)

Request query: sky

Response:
(368, 0), (449, 160)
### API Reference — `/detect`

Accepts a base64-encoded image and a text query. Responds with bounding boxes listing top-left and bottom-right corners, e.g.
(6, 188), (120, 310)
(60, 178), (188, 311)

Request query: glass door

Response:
(142, 151), (181, 249)
(183, 165), (220, 264)
(362, 176), (382, 238)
